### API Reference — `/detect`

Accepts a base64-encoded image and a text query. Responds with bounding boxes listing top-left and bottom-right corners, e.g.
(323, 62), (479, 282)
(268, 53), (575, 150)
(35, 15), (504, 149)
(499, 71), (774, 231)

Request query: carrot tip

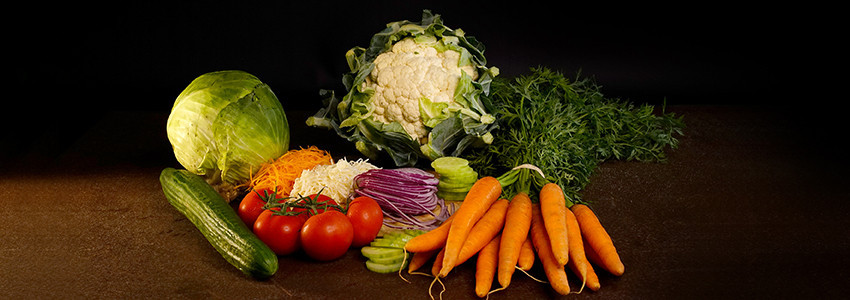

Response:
(613, 268), (625, 276)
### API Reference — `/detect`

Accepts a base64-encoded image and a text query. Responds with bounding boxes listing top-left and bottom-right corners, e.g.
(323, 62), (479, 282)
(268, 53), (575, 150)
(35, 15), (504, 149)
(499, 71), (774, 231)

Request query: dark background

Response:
(4, 2), (837, 169)
(4, 3), (849, 299)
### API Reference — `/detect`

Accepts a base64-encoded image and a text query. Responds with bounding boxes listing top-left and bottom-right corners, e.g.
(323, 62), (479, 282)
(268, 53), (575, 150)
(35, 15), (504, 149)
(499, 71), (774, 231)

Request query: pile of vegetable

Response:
(401, 172), (626, 297)
(159, 70), (390, 277)
(234, 147), (388, 261)
(238, 189), (385, 261)
(158, 8), (685, 297)
(302, 10), (682, 297)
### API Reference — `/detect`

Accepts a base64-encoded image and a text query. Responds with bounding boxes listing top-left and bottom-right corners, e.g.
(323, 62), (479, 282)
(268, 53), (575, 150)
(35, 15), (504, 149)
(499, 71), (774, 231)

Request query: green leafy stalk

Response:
(463, 67), (685, 204)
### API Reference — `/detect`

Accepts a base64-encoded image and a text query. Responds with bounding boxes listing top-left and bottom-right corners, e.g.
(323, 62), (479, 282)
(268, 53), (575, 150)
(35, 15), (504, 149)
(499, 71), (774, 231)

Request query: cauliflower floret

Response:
(364, 37), (478, 140)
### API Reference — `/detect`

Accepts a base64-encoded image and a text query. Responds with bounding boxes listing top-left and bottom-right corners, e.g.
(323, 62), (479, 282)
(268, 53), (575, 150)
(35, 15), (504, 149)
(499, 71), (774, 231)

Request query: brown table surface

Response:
(2, 105), (848, 299)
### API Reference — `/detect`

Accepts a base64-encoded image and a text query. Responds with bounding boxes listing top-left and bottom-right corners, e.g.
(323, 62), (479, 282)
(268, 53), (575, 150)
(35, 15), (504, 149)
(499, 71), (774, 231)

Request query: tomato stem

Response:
(265, 189), (345, 217)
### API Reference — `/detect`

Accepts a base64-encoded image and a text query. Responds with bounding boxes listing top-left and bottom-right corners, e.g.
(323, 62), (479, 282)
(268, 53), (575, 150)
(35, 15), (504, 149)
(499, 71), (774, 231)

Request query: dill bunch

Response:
(462, 67), (685, 204)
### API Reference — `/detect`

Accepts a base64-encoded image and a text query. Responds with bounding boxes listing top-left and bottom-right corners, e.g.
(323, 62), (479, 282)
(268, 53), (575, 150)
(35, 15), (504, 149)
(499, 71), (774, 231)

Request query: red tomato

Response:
(289, 193), (340, 221)
(238, 188), (280, 227)
(346, 196), (384, 247)
(300, 210), (354, 261)
(253, 209), (305, 256)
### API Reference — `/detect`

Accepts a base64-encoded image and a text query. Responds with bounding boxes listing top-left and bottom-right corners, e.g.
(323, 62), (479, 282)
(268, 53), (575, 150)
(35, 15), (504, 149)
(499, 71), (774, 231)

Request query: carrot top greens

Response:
(462, 67), (684, 204)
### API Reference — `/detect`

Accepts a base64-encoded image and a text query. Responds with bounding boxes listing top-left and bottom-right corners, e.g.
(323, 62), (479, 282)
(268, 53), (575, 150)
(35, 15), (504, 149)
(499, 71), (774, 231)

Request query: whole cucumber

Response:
(159, 167), (278, 279)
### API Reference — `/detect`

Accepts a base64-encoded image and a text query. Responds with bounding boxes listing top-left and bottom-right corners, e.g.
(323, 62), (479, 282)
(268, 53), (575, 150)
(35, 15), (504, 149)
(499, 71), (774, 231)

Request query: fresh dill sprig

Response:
(463, 67), (685, 204)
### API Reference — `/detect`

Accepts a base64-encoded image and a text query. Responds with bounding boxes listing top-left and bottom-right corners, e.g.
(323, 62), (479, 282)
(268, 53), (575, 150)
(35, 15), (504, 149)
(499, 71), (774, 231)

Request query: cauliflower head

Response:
(307, 10), (499, 167)
(366, 37), (479, 141)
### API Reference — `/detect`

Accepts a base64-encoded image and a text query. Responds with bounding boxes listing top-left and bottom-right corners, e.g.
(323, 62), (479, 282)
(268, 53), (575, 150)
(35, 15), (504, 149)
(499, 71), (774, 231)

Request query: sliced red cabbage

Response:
(353, 168), (453, 230)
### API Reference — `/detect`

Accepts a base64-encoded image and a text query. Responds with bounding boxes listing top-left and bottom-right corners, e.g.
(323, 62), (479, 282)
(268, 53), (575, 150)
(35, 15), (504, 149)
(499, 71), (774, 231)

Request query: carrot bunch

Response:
(403, 177), (625, 298)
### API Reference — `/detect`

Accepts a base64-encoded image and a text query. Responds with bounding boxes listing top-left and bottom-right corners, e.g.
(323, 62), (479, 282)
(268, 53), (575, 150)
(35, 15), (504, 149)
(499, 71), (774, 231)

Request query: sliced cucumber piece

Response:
(438, 169), (478, 181)
(438, 190), (469, 201)
(438, 181), (473, 192)
(361, 246), (404, 259)
(368, 230), (422, 249)
(431, 157), (469, 174)
(439, 175), (477, 186)
(368, 252), (406, 265)
(402, 229), (426, 238)
(370, 238), (407, 248)
(382, 233), (411, 244)
(366, 259), (407, 274)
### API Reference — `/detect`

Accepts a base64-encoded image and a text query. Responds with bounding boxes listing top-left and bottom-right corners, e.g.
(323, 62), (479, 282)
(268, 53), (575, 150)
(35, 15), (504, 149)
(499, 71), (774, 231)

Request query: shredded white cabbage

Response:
(290, 158), (379, 204)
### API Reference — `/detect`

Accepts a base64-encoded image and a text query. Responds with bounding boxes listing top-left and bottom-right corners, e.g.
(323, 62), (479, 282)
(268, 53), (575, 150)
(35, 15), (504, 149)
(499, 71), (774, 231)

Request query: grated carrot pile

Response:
(244, 146), (333, 197)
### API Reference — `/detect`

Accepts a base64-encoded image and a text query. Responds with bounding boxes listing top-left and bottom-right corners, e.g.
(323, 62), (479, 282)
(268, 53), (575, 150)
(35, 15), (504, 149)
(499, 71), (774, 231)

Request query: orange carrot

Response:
(582, 236), (608, 276)
(530, 204), (570, 295)
(455, 198), (510, 266)
(431, 247), (446, 277)
(517, 235), (535, 271)
(404, 215), (455, 253)
(571, 204), (624, 276)
(497, 192), (532, 288)
(568, 257), (600, 291)
(245, 146), (333, 196)
(564, 206), (594, 291)
(475, 234), (501, 298)
(539, 183), (569, 266)
(408, 249), (438, 274)
(439, 176), (502, 278)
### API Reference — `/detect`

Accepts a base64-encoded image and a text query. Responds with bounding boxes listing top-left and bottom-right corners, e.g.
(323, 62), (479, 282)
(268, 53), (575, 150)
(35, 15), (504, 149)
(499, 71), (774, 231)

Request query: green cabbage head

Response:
(166, 70), (289, 187)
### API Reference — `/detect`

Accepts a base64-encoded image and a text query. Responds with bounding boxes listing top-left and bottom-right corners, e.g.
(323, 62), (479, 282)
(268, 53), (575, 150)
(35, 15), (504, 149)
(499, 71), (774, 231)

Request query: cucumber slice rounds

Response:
(431, 156), (478, 201)
(360, 230), (424, 273)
